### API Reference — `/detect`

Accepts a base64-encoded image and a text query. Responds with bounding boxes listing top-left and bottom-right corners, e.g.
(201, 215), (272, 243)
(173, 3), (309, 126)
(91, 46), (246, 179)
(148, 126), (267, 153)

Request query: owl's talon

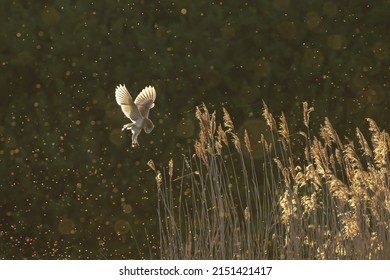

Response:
(122, 123), (133, 131)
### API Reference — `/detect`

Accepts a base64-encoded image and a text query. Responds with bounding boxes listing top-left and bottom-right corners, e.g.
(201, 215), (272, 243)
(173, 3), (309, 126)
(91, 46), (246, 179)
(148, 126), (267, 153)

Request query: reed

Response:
(149, 102), (390, 259)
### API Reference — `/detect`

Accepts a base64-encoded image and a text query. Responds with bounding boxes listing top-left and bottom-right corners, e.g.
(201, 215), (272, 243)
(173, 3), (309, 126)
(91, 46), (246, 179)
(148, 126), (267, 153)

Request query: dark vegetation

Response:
(0, 1), (389, 259)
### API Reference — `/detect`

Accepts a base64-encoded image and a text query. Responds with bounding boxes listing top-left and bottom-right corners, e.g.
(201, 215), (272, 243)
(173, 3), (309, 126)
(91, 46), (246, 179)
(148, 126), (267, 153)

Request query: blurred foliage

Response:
(0, 0), (389, 259)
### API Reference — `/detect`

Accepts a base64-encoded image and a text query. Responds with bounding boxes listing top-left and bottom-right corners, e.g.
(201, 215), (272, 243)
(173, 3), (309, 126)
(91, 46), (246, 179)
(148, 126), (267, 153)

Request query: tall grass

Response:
(149, 102), (390, 259)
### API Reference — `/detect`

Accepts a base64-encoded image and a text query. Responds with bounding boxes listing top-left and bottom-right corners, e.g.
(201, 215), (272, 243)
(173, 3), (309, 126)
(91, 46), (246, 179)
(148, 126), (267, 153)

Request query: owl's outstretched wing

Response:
(135, 86), (156, 118)
(115, 84), (141, 121)
(143, 118), (155, 134)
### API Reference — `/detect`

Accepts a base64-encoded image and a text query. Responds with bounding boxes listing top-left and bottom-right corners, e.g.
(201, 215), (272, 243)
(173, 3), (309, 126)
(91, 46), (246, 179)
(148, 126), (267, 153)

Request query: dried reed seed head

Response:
(260, 134), (271, 155)
(222, 107), (234, 131)
(303, 101), (314, 128)
(194, 140), (209, 166)
(340, 212), (359, 239)
(366, 118), (380, 134)
(374, 139), (388, 169)
(278, 112), (290, 143)
(195, 104), (213, 137)
(304, 164), (322, 190)
(203, 110), (216, 136)
(147, 159), (156, 172)
(262, 100), (277, 132)
(231, 133), (241, 153)
(324, 117), (343, 148)
(294, 166), (307, 188)
(244, 129), (252, 154)
(279, 189), (298, 224)
(202, 103), (210, 120)
(366, 118), (389, 168)
(361, 170), (380, 195)
(371, 130), (389, 169)
(343, 144), (363, 171)
(217, 124), (229, 146)
(319, 125), (331, 147)
(349, 172), (370, 201)
(329, 175), (350, 203)
(195, 106), (202, 122)
(210, 111), (216, 135)
(310, 137), (333, 177)
(274, 158), (291, 186)
(168, 159), (174, 179)
(274, 158), (284, 173)
(301, 194), (317, 214)
(356, 127), (373, 157)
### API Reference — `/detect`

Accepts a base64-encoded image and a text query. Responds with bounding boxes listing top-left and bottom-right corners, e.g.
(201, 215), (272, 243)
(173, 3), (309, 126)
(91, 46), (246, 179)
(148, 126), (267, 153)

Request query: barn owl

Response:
(115, 84), (156, 147)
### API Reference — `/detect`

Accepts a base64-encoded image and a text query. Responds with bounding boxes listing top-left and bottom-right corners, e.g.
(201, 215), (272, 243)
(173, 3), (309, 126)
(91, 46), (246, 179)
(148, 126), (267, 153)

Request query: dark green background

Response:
(1, 0), (389, 259)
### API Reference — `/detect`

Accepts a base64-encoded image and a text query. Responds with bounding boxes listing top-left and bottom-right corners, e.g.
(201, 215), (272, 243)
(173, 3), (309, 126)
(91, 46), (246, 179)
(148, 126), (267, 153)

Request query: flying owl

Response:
(115, 84), (156, 147)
